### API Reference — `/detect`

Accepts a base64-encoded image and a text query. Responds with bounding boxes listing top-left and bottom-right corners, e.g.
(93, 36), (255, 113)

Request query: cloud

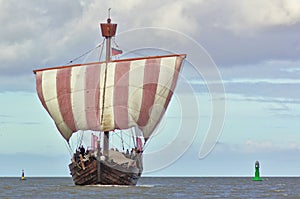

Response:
(151, 0), (200, 34)
(231, 139), (300, 153)
(229, 95), (300, 105)
(0, 0), (94, 91)
(1, 0), (300, 92)
(187, 58), (300, 105)
(209, 0), (300, 34)
(190, 78), (300, 85)
(212, 137), (300, 152)
(190, 79), (300, 102)
(244, 139), (276, 153)
(0, 114), (12, 118)
(265, 103), (290, 112)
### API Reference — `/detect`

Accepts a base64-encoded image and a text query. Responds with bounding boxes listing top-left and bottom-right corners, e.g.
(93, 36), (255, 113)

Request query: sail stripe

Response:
(56, 68), (76, 132)
(146, 56), (183, 138)
(143, 57), (177, 137)
(137, 58), (161, 129)
(36, 72), (48, 113)
(42, 69), (72, 140)
(86, 64), (101, 130)
(114, 61), (130, 129)
(148, 56), (183, 139)
(101, 62), (116, 131)
(163, 56), (183, 110)
(71, 66), (86, 129)
(99, 63), (105, 131)
(128, 59), (145, 127)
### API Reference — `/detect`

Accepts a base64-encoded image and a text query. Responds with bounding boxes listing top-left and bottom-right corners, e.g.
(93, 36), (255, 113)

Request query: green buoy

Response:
(252, 160), (263, 181)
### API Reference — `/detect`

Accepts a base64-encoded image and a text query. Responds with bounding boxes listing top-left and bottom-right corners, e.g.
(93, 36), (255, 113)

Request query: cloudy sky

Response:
(1, 0), (300, 177)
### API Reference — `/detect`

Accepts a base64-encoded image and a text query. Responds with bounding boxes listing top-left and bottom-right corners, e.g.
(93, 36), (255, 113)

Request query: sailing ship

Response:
(33, 14), (186, 186)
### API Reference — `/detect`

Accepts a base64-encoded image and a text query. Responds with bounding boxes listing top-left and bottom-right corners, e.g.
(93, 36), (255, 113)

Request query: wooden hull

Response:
(69, 157), (142, 186)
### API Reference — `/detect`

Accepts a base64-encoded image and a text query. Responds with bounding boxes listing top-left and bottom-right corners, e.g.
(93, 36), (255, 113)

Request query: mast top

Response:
(100, 9), (117, 38)
(108, 8), (111, 19)
(107, 8), (111, 23)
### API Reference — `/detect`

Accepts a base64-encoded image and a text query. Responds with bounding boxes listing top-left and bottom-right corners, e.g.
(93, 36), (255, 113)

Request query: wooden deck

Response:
(69, 155), (142, 186)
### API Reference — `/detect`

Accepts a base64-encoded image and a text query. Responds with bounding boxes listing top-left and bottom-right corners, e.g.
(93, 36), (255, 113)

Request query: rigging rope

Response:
(66, 40), (105, 65)
(131, 128), (136, 148)
(112, 37), (120, 48)
(65, 141), (73, 157)
(99, 39), (105, 62)
(109, 130), (131, 150)
(120, 130), (125, 151)
(80, 130), (84, 146)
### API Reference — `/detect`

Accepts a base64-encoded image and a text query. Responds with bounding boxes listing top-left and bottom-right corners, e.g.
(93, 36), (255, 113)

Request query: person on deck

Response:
(125, 149), (130, 158)
(79, 146), (85, 156)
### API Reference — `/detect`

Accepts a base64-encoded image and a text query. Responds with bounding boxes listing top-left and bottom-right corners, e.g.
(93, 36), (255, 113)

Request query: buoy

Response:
(21, 169), (26, 181)
(252, 160), (262, 181)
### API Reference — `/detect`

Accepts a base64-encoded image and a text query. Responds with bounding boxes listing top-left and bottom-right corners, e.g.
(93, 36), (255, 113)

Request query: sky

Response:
(1, 0), (300, 177)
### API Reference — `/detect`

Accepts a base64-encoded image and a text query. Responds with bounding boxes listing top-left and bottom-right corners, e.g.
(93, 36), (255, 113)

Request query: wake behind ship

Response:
(33, 13), (186, 186)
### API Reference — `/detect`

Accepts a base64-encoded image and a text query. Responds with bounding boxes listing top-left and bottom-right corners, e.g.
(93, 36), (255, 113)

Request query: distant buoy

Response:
(20, 169), (26, 181)
(252, 160), (262, 181)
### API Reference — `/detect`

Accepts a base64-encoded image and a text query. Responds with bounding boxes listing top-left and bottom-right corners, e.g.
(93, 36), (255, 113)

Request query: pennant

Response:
(136, 137), (143, 151)
(91, 133), (98, 151)
(112, 47), (123, 56)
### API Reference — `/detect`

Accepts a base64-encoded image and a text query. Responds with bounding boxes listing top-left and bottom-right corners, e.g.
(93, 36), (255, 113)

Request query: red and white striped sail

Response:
(34, 54), (185, 141)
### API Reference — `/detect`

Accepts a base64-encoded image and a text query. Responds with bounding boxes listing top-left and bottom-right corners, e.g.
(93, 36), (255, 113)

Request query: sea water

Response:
(1, 177), (300, 198)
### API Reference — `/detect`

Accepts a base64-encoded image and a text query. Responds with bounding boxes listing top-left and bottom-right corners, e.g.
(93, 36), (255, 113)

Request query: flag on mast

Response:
(135, 126), (143, 151)
(112, 47), (123, 56)
(91, 133), (98, 151)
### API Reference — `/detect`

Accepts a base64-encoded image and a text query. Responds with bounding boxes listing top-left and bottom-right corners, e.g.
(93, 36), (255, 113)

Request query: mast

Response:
(100, 9), (117, 157)
(100, 9), (117, 62)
